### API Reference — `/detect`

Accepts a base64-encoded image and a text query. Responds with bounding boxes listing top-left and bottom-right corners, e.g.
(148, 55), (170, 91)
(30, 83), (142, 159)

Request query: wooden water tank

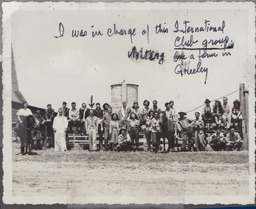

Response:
(111, 82), (139, 113)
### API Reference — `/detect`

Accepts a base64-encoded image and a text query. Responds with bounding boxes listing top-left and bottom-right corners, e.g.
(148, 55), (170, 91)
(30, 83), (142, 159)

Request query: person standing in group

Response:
(176, 112), (192, 151)
(16, 101), (33, 155)
(62, 102), (69, 119)
(191, 112), (205, 151)
(141, 100), (151, 117)
(118, 101), (131, 130)
(152, 100), (161, 113)
(79, 103), (90, 134)
(128, 112), (140, 151)
(150, 111), (161, 153)
(94, 103), (104, 151)
(222, 97), (231, 129)
(109, 113), (120, 150)
(131, 102), (141, 120)
(34, 110), (45, 149)
(53, 108), (68, 152)
(102, 103), (110, 117)
(85, 110), (98, 151)
(165, 102), (176, 152)
(145, 110), (154, 151)
(158, 111), (169, 152)
(69, 102), (80, 133)
(202, 99), (213, 130)
(44, 104), (55, 149)
(103, 106), (112, 151)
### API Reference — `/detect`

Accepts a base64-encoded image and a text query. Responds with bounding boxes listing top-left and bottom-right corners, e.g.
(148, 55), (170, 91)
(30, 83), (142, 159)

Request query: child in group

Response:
(128, 112), (140, 151)
(109, 113), (120, 150)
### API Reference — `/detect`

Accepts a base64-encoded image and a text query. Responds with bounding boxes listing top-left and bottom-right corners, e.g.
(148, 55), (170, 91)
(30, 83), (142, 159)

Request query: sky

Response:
(6, 2), (253, 118)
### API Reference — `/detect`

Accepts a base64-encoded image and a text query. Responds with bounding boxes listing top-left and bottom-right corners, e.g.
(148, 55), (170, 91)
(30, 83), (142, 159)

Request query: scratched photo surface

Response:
(2, 2), (255, 205)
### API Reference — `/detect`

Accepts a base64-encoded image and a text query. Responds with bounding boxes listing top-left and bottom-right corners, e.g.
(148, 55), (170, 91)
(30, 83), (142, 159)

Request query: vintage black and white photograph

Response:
(2, 1), (255, 205)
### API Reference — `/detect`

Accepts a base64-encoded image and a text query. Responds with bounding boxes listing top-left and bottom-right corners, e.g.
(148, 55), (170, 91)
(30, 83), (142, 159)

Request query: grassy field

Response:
(12, 140), (249, 204)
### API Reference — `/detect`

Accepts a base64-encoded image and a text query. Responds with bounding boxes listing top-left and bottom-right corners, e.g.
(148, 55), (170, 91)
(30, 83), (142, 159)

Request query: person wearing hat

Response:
(115, 127), (132, 151)
(176, 112), (192, 151)
(202, 99), (213, 130)
(231, 100), (243, 129)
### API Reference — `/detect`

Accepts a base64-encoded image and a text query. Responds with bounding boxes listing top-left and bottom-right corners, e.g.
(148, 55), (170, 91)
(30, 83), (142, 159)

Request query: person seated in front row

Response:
(208, 128), (226, 151)
(202, 99), (213, 130)
(68, 102), (81, 133)
(115, 128), (132, 151)
(176, 112), (192, 151)
(226, 126), (243, 151)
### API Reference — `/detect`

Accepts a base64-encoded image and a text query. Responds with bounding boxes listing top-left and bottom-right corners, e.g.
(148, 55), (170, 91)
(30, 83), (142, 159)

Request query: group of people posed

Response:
(15, 96), (243, 155)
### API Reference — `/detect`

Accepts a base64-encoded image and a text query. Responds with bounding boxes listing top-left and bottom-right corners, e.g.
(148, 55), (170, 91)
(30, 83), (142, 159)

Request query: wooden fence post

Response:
(239, 83), (249, 151)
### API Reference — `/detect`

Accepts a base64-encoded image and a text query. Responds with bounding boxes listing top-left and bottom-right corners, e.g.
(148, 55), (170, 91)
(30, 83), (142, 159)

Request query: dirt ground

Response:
(12, 140), (249, 203)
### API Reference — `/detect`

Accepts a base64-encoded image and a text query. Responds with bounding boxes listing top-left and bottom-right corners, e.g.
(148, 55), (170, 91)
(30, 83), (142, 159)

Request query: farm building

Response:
(111, 81), (139, 113)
